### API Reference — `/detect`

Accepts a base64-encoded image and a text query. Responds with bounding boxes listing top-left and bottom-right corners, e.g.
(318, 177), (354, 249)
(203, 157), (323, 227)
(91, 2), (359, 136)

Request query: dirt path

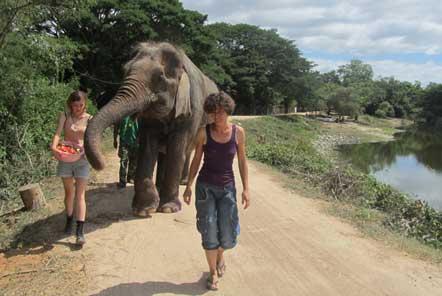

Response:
(66, 150), (441, 296)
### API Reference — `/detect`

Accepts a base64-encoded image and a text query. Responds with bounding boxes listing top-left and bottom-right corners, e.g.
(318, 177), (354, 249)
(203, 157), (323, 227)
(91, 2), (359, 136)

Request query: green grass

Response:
(234, 115), (320, 143)
(326, 203), (442, 263)
(235, 114), (442, 264)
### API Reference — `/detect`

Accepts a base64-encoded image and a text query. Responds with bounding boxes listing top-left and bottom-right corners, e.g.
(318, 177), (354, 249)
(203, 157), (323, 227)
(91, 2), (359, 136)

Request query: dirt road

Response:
(66, 150), (442, 296)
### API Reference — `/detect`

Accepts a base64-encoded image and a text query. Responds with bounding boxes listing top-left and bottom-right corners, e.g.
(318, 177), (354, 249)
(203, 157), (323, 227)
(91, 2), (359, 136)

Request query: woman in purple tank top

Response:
(183, 91), (250, 291)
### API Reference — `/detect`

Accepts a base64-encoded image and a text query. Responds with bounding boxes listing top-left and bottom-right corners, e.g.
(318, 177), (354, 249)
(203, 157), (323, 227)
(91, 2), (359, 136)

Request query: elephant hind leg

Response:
(158, 132), (188, 213)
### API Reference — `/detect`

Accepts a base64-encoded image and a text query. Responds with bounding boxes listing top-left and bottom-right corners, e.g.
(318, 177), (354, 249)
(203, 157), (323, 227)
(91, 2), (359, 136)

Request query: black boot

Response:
(76, 221), (86, 245)
(64, 215), (73, 235)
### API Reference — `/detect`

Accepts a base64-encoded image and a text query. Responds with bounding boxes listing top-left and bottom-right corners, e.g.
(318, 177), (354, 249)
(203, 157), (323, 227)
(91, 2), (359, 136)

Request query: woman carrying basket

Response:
(50, 90), (92, 245)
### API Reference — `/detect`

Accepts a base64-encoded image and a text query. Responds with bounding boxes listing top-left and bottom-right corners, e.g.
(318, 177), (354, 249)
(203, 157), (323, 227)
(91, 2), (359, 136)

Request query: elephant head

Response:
(85, 42), (204, 170)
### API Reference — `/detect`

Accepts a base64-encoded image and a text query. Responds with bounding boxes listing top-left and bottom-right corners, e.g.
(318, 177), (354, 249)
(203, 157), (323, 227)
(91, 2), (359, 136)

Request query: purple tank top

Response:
(198, 124), (237, 187)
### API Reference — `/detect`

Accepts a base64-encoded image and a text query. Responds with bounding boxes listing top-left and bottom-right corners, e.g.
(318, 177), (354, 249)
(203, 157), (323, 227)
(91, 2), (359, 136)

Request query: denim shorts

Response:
(195, 181), (240, 250)
(56, 158), (90, 179)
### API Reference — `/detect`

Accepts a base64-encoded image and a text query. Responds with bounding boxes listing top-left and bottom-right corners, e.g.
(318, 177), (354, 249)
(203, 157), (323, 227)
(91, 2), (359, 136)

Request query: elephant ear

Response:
(175, 70), (192, 118)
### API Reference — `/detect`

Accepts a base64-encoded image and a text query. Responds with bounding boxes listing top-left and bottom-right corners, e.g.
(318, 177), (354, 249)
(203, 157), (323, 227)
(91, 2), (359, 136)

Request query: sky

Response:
(180, 0), (442, 86)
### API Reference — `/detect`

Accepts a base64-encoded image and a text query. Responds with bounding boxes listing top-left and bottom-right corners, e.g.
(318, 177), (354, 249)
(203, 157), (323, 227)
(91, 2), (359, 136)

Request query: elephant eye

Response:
(161, 50), (181, 78)
(149, 70), (168, 92)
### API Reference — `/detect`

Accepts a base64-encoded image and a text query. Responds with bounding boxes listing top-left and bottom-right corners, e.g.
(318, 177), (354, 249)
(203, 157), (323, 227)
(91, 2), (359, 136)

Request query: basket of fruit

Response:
(56, 141), (84, 162)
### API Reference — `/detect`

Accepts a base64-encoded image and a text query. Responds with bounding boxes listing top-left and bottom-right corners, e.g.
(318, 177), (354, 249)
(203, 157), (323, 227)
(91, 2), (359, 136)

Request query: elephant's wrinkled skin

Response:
(84, 42), (217, 216)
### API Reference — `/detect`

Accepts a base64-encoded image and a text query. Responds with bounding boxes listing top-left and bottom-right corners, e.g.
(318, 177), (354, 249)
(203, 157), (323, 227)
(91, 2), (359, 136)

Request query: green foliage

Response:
(238, 116), (330, 178)
(208, 23), (313, 114)
(376, 101), (395, 117)
(420, 83), (442, 127)
(242, 116), (442, 249)
(323, 167), (442, 248)
(337, 59), (373, 87)
(328, 87), (361, 120)
(38, 0), (222, 104)
(364, 78), (422, 118)
(0, 23), (79, 213)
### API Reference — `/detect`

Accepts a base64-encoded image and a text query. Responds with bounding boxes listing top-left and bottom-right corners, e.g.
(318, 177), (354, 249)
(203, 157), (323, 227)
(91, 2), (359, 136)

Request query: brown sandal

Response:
(217, 261), (226, 277)
(206, 275), (219, 291)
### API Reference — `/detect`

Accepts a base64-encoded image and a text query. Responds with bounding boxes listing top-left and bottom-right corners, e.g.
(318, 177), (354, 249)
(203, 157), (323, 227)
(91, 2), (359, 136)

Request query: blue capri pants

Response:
(195, 181), (240, 250)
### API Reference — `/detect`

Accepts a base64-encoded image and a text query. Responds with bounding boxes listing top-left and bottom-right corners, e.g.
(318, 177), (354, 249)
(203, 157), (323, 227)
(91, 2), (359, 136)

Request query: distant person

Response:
(50, 90), (92, 245)
(183, 91), (251, 291)
(114, 114), (139, 188)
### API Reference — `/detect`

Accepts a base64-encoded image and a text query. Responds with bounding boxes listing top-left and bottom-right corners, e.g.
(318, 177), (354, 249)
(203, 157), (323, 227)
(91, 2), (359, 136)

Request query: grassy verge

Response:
(234, 115), (442, 263)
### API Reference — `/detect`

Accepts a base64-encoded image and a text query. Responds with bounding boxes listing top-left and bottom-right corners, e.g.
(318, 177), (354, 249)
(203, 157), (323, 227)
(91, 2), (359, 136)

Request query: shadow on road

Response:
(3, 182), (141, 257)
(91, 273), (210, 296)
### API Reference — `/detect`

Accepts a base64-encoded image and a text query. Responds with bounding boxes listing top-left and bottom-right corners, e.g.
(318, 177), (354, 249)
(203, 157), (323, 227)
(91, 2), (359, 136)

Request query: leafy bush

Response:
(0, 32), (81, 214)
(374, 109), (387, 118)
(376, 101), (395, 117)
(241, 116), (442, 249)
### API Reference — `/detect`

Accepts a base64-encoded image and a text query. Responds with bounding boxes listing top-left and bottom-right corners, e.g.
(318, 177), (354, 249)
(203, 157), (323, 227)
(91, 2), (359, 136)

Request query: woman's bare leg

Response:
(205, 249), (219, 289)
(217, 248), (226, 276)
(61, 177), (75, 216)
(74, 178), (87, 221)
(74, 178), (87, 245)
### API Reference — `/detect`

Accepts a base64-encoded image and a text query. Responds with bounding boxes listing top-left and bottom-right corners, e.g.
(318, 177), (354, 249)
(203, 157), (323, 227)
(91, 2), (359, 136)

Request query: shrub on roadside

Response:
(241, 116), (442, 249)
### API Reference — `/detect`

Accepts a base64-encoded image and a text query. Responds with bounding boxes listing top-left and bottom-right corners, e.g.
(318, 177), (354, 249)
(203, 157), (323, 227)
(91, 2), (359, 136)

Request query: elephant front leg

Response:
(132, 131), (160, 217)
(158, 132), (188, 213)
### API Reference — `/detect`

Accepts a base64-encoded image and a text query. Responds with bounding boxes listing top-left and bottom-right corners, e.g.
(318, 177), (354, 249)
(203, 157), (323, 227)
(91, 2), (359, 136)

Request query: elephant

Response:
(84, 42), (218, 216)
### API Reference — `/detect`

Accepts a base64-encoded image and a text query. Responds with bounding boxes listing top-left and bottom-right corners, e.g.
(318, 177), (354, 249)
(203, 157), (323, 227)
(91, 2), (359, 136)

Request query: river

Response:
(339, 129), (442, 210)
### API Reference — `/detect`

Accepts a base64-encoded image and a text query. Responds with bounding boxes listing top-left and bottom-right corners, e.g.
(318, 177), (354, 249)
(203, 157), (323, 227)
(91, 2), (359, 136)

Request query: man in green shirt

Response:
(114, 114), (139, 188)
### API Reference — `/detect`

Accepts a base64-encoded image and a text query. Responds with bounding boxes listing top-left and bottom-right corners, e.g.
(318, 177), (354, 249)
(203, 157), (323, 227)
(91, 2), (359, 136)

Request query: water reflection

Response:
(339, 129), (442, 209)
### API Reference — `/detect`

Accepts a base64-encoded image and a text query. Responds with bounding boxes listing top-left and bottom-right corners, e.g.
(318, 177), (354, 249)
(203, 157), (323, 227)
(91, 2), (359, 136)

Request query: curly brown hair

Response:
(203, 91), (235, 115)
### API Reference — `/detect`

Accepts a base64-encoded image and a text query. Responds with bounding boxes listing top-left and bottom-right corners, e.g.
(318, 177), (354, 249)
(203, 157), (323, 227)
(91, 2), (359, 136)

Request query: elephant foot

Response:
(133, 207), (157, 218)
(159, 200), (182, 213)
(133, 178), (160, 217)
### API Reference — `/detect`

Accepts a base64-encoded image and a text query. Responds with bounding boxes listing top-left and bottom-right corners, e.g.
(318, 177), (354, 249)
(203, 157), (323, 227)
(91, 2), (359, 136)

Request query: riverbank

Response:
(233, 114), (442, 263)
(313, 115), (411, 158)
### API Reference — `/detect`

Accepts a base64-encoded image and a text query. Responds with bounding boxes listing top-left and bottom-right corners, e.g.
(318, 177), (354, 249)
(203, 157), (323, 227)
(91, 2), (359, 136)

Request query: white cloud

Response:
(370, 60), (442, 85)
(313, 58), (442, 85)
(181, 0), (442, 55)
(181, 0), (442, 84)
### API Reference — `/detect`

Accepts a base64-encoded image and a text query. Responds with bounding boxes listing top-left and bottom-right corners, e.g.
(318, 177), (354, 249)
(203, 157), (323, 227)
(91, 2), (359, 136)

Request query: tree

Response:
(365, 77), (422, 118)
(0, 1), (81, 213)
(208, 23), (312, 114)
(320, 70), (341, 85)
(328, 88), (360, 122)
(337, 59), (373, 87)
(36, 0), (220, 106)
(375, 101), (394, 118)
(317, 82), (341, 114)
(421, 83), (442, 127)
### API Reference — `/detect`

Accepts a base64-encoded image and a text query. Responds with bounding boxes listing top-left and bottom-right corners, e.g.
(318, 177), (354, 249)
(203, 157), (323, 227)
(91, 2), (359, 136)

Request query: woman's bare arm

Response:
(236, 126), (250, 209)
(50, 112), (66, 159)
(183, 128), (206, 204)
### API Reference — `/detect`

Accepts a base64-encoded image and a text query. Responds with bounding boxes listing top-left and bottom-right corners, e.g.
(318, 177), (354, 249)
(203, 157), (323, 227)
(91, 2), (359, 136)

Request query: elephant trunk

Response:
(85, 77), (153, 170)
